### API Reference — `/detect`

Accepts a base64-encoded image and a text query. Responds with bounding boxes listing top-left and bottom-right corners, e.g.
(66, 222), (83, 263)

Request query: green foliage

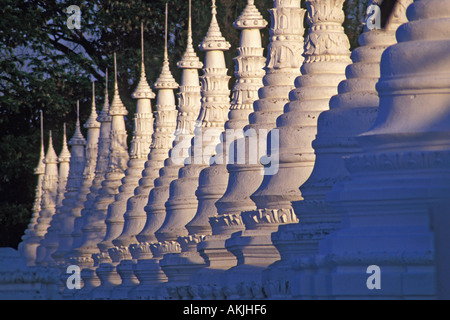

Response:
(0, 0), (367, 249)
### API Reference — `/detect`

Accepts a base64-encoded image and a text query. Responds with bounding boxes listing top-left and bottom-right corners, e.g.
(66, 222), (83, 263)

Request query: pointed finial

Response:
(154, 3), (179, 90)
(105, 68), (109, 99)
(77, 100), (80, 124)
(92, 81), (95, 104)
(62, 124), (68, 148)
(59, 123), (71, 161)
(45, 130), (58, 164)
(59, 123), (71, 162)
(105, 68), (109, 108)
(199, 0), (231, 52)
(60, 122), (72, 163)
(98, 69), (111, 122)
(178, 0), (203, 69)
(109, 54), (128, 116)
(71, 100), (87, 144)
(40, 110), (44, 149)
(212, 0), (217, 16)
(234, 0), (267, 30)
(35, 110), (46, 174)
(188, 0), (192, 40)
(85, 82), (101, 128)
(141, 22), (145, 64)
(76, 101), (81, 130)
(114, 53), (118, 91)
(164, 2), (168, 61)
(76, 100), (81, 132)
(132, 23), (156, 99)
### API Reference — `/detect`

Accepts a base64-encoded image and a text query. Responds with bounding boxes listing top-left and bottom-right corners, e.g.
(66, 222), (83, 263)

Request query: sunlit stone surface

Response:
(1, 0), (450, 300)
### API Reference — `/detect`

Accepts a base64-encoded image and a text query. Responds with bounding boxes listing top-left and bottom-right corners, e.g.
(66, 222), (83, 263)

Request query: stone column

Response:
(54, 88), (100, 265)
(67, 76), (111, 270)
(315, 0), (450, 299)
(189, 0), (268, 292)
(19, 111), (46, 266)
(263, 0), (412, 299)
(152, 0), (231, 296)
(26, 132), (59, 266)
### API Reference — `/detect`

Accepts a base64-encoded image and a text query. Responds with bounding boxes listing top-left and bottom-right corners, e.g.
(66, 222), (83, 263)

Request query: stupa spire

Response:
(46, 131), (57, 162)
(132, 24), (155, 100)
(108, 53), (128, 117)
(154, 4), (178, 90)
(199, 0), (230, 51)
(33, 111), (46, 204)
(70, 101), (86, 145)
(37, 111), (45, 173)
(59, 123), (71, 165)
(98, 69), (111, 122)
(178, 0), (203, 70)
